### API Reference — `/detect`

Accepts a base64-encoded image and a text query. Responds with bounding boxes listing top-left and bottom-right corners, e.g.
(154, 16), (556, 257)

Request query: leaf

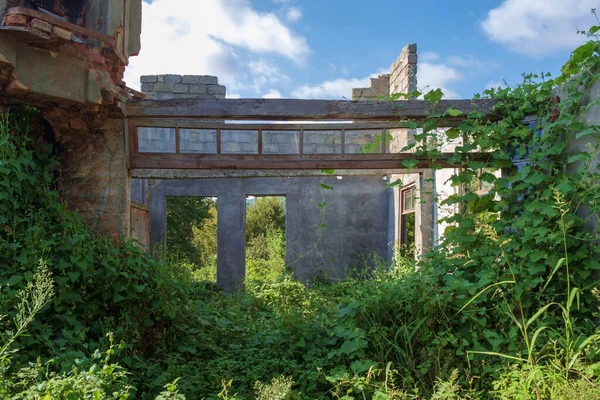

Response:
(568, 153), (591, 164)
(590, 25), (600, 34)
(320, 183), (334, 190)
(113, 293), (125, 303)
(321, 169), (335, 175)
(373, 391), (389, 400)
(468, 111), (486, 119)
(401, 159), (420, 169)
(424, 88), (443, 103)
(68, 272), (81, 282)
(575, 127), (597, 139)
(445, 127), (460, 140)
(340, 340), (359, 355)
(8, 274), (23, 286)
(444, 107), (464, 117)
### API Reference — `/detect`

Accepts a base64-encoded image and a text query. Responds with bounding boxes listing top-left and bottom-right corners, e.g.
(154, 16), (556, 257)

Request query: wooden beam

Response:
(130, 152), (490, 170)
(127, 98), (499, 123)
(128, 119), (400, 131)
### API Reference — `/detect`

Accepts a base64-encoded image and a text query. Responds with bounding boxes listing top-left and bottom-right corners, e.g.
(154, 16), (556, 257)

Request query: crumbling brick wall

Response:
(352, 75), (390, 100)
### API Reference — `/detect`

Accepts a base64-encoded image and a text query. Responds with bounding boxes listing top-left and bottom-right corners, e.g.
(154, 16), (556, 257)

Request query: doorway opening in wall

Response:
(399, 185), (416, 259)
(165, 196), (218, 283)
(245, 195), (286, 284)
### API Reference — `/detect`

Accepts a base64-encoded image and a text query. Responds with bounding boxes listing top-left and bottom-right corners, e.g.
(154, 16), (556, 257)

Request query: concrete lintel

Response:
(133, 168), (426, 179)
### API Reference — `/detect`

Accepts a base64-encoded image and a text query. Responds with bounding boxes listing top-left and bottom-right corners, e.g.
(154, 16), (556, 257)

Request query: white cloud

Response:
(418, 62), (462, 99)
(263, 89), (283, 98)
(291, 69), (386, 99)
(421, 51), (440, 62)
(125, 0), (309, 90)
(287, 7), (302, 22)
(482, 0), (596, 57)
(292, 77), (368, 99)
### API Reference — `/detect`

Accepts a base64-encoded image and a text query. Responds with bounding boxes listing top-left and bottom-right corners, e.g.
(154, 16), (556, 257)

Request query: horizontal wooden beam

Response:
(127, 98), (499, 124)
(130, 153), (491, 170)
(129, 119), (400, 131)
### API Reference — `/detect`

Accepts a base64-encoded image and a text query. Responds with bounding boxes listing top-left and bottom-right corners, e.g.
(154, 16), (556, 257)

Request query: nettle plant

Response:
(390, 19), (600, 393)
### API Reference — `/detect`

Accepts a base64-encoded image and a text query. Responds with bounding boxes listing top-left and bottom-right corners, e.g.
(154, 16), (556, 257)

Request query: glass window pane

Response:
(138, 127), (176, 153)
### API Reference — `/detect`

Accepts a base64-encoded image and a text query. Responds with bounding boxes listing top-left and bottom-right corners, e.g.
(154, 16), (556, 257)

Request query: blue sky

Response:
(125, 0), (598, 99)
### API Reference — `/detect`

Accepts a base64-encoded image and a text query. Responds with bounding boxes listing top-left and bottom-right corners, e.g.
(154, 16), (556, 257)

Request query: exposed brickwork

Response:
(352, 74), (390, 100)
(140, 74), (226, 100)
(390, 44), (418, 96)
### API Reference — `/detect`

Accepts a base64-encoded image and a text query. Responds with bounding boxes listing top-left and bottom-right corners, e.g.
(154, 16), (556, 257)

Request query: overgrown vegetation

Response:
(0, 22), (599, 399)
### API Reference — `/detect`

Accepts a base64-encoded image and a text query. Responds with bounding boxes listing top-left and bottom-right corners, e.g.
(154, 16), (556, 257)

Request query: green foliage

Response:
(245, 197), (286, 246)
(166, 196), (212, 264)
(1, 22), (600, 400)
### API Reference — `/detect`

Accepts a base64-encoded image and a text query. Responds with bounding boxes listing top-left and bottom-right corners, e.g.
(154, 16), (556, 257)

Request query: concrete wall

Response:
(565, 76), (600, 239)
(149, 176), (391, 291)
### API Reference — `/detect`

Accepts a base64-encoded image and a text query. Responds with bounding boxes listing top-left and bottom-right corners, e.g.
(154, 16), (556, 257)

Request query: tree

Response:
(165, 197), (212, 263)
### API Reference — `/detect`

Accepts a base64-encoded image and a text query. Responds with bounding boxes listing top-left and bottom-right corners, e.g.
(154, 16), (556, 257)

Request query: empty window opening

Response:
(245, 196), (286, 283)
(400, 185), (416, 259)
(166, 196), (217, 283)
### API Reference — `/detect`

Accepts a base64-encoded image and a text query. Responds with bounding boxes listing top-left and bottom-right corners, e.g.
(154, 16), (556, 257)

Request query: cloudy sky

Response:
(124, 0), (598, 99)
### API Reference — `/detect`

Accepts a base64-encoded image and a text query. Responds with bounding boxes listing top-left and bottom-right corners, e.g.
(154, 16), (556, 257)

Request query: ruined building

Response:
(0, 0), (142, 240)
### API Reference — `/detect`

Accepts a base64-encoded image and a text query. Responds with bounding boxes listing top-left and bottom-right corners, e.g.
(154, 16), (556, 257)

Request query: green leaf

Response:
(445, 128), (460, 140)
(113, 293), (125, 303)
(8, 274), (23, 286)
(68, 272), (81, 282)
(444, 107), (464, 117)
(424, 88), (443, 103)
(321, 169), (335, 175)
(401, 159), (420, 169)
(575, 127), (597, 139)
(320, 183), (334, 190)
(340, 340), (359, 355)
(373, 391), (389, 400)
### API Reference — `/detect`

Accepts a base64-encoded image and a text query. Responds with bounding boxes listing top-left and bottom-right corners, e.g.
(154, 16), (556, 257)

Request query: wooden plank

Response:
(130, 152), (491, 170)
(127, 98), (499, 123)
(128, 119), (402, 131)
(6, 7), (115, 46)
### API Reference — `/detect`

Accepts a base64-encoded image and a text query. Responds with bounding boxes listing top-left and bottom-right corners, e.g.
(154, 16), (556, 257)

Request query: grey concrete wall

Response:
(565, 76), (600, 239)
(149, 176), (391, 291)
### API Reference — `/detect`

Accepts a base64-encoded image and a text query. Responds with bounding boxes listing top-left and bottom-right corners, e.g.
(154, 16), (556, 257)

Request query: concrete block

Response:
(140, 82), (154, 93)
(140, 75), (158, 83)
(182, 75), (218, 84)
(222, 142), (242, 153)
(189, 84), (208, 94)
(208, 85), (226, 95)
(153, 82), (171, 92)
(159, 74), (182, 84)
(171, 83), (189, 93)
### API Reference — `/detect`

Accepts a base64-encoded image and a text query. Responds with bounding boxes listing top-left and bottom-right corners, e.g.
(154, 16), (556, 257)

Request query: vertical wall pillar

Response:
(51, 115), (131, 241)
(217, 193), (246, 292)
(385, 43), (434, 256)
